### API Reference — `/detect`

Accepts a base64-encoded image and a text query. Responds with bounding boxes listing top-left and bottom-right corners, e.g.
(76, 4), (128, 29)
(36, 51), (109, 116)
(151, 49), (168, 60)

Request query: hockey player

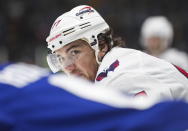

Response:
(0, 62), (188, 131)
(140, 16), (188, 71)
(46, 5), (188, 100)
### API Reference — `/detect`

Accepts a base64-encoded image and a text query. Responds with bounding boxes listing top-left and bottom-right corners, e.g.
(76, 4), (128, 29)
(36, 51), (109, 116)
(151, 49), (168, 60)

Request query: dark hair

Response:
(97, 28), (126, 52)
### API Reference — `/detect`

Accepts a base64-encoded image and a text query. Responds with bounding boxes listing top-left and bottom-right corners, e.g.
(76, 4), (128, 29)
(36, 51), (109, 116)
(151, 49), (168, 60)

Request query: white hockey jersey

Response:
(95, 47), (188, 101)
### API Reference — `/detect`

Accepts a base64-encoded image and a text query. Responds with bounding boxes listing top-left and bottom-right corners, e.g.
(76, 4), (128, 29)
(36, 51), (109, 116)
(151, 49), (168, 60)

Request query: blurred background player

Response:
(46, 5), (188, 100)
(140, 16), (188, 71)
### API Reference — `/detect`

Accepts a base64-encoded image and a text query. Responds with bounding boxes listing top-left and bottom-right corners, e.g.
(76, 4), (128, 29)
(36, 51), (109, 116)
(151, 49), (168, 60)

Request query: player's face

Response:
(55, 39), (99, 81)
(145, 36), (165, 55)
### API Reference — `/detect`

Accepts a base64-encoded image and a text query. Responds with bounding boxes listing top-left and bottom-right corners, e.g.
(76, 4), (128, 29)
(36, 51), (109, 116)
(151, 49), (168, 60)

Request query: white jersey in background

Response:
(159, 48), (188, 71)
(95, 47), (188, 101)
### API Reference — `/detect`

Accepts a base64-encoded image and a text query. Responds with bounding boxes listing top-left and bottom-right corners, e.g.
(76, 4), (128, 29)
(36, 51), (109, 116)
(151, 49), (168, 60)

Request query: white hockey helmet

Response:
(46, 5), (110, 73)
(140, 16), (174, 49)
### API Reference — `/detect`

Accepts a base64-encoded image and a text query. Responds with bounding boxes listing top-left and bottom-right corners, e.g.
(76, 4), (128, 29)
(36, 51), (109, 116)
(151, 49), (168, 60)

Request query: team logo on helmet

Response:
(51, 19), (62, 30)
(76, 6), (94, 16)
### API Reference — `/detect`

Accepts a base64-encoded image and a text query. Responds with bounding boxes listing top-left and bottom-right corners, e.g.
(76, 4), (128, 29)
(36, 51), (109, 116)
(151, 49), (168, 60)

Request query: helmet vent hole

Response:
(64, 30), (75, 36)
(80, 24), (91, 29)
(79, 22), (90, 27)
(63, 27), (75, 33)
(59, 41), (62, 44)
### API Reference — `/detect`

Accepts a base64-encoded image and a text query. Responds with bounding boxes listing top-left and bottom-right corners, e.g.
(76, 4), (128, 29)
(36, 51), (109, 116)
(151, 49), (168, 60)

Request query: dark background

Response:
(0, 0), (188, 66)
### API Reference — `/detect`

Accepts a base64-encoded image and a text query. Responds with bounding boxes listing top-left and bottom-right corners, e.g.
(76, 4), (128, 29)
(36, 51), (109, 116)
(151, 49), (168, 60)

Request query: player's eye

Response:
(70, 50), (80, 56)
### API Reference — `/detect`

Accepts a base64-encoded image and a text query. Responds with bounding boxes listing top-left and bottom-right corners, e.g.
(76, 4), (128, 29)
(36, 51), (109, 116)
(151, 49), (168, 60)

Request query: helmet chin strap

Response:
(81, 38), (102, 65)
(81, 30), (114, 65)
(94, 47), (101, 65)
(91, 38), (102, 65)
